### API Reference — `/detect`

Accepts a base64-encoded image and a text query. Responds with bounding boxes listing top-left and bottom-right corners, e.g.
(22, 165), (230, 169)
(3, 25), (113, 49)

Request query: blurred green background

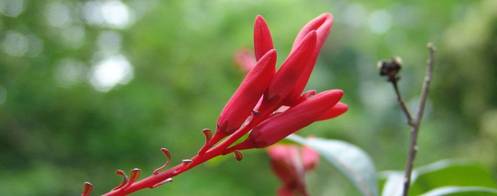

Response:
(1, 0), (496, 195)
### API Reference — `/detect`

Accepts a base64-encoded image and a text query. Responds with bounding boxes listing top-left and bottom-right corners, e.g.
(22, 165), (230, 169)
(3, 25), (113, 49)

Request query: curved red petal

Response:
(292, 13), (334, 51)
(284, 13), (334, 105)
(217, 49), (277, 134)
(266, 31), (317, 102)
(247, 89), (344, 148)
(317, 102), (348, 121)
(254, 15), (275, 61)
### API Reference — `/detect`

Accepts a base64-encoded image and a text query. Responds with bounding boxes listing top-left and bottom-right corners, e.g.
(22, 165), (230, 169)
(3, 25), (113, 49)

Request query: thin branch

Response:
(391, 80), (415, 127)
(401, 43), (435, 196)
(415, 43), (435, 126)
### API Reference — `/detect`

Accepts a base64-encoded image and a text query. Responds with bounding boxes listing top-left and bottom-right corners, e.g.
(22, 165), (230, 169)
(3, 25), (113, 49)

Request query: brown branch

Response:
(400, 43), (435, 196)
(379, 43), (436, 196)
(391, 80), (415, 127)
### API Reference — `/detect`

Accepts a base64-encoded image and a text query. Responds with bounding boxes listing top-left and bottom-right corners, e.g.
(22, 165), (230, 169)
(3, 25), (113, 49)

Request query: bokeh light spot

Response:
(0, 0), (24, 17)
(89, 54), (134, 92)
(368, 10), (392, 34)
(1, 30), (29, 57)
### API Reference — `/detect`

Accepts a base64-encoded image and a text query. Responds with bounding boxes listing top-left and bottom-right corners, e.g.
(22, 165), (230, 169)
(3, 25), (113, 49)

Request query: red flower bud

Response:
(302, 146), (319, 171)
(237, 89), (343, 149)
(267, 144), (320, 196)
(284, 13), (334, 106)
(267, 145), (303, 187)
(317, 102), (348, 121)
(233, 15), (274, 73)
(292, 13), (334, 51)
(217, 49), (277, 134)
(266, 31), (317, 103)
(254, 15), (274, 61)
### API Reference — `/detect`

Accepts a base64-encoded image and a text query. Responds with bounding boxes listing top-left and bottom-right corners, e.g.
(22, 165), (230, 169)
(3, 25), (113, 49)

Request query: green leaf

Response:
(380, 160), (497, 196)
(421, 186), (497, 196)
(410, 160), (497, 195)
(288, 134), (378, 196)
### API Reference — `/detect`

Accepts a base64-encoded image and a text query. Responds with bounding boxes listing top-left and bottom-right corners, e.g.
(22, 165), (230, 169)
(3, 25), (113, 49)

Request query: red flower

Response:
(221, 13), (346, 149)
(254, 15), (274, 61)
(217, 49), (277, 135)
(265, 31), (318, 103)
(234, 90), (345, 149)
(233, 15), (274, 72)
(284, 13), (334, 106)
(267, 144), (320, 196)
(87, 13), (346, 196)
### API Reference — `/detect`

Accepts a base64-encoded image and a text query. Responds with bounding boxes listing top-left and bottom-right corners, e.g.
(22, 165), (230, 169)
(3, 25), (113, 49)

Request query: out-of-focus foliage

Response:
(0, 0), (496, 195)
(381, 160), (497, 196)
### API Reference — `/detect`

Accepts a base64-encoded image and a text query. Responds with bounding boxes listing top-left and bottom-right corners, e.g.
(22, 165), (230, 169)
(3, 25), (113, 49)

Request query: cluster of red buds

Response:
(82, 13), (347, 196)
(267, 144), (320, 196)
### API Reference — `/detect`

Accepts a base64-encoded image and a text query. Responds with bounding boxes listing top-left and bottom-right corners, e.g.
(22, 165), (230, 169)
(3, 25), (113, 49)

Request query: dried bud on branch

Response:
(378, 57), (402, 82)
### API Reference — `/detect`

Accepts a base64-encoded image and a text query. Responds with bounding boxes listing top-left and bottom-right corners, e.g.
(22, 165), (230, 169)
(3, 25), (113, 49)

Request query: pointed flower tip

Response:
(265, 48), (277, 58)
(313, 13), (333, 26)
(318, 89), (344, 102)
(257, 48), (277, 67)
(254, 15), (274, 60)
(317, 101), (348, 121)
(255, 15), (266, 22)
(335, 102), (349, 115)
(320, 12), (333, 20)
(82, 182), (93, 196)
(291, 13), (333, 51)
(334, 89), (344, 99)
(335, 102), (348, 111)
(322, 13), (334, 27)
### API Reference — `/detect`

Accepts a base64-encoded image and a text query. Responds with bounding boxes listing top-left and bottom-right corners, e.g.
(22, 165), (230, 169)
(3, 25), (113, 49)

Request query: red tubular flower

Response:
(234, 89), (343, 149)
(217, 49), (277, 135)
(254, 15), (274, 61)
(267, 144), (320, 196)
(232, 16), (273, 73)
(88, 13), (347, 196)
(317, 102), (348, 121)
(265, 31), (317, 103)
(285, 13), (334, 106)
(216, 15), (276, 137)
(292, 13), (333, 51)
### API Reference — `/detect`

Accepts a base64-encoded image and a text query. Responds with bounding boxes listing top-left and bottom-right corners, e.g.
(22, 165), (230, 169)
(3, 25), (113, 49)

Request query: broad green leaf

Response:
(410, 160), (497, 195)
(288, 134), (378, 196)
(421, 186), (497, 196)
(380, 160), (497, 196)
